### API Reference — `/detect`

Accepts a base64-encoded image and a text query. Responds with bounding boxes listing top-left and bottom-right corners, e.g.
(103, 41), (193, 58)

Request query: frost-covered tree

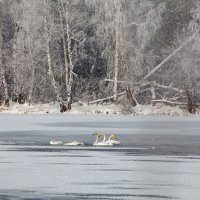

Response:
(88, 0), (166, 104)
(0, 0), (9, 106)
(0, 0), (200, 113)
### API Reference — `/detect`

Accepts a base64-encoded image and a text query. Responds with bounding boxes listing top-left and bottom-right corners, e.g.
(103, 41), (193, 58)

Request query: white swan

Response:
(92, 131), (101, 145)
(95, 133), (120, 146)
(50, 140), (63, 145)
(107, 134), (120, 145)
(93, 132), (113, 146)
(63, 141), (84, 146)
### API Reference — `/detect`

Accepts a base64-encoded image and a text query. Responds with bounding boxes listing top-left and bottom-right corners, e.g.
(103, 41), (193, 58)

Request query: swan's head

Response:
(98, 132), (105, 136)
(110, 134), (117, 140)
(92, 131), (99, 136)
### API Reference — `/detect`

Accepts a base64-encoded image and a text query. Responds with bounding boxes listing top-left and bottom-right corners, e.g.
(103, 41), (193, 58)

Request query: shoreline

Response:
(0, 102), (199, 116)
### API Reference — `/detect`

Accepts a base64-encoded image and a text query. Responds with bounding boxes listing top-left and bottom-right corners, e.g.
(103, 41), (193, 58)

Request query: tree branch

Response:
(104, 79), (139, 85)
(155, 83), (183, 93)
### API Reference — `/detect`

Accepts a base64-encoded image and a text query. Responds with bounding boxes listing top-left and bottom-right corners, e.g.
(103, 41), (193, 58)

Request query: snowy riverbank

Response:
(0, 102), (198, 116)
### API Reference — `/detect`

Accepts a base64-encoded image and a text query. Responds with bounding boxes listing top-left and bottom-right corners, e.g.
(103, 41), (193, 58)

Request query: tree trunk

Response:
(151, 86), (156, 99)
(27, 43), (35, 105)
(0, 19), (9, 106)
(62, 1), (74, 110)
(28, 65), (35, 105)
(113, 5), (120, 103)
(12, 41), (18, 102)
(66, 10), (73, 110)
(43, 8), (67, 112)
(0, 71), (9, 107)
(125, 83), (137, 106)
(150, 82), (156, 100)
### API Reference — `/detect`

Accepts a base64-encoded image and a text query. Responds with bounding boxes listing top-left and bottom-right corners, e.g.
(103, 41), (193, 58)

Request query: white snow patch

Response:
(0, 102), (122, 115)
(0, 102), (198, 116)
(133, 104), (189, 116)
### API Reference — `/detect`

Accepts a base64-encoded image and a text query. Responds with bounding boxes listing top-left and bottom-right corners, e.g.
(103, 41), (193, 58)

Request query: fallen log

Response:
(151, 99), (186, 106)
(155, 83), (183, 93)
(89, 91), (126, 105)
(140, 81), (183, 93)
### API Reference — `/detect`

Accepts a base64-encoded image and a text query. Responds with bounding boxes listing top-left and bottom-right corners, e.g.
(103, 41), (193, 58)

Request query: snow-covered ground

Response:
(0, 102), (122, 115)
(0, 101), (197, 116)
(133, 104), (192, 116)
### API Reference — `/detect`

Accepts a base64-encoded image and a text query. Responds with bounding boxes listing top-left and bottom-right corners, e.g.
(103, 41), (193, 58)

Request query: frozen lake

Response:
(0, 114), (200, 200)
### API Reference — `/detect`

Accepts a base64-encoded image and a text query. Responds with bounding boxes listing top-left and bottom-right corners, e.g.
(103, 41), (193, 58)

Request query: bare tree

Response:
(43, 0), (67, 112)
(59, 0), (75, 110)
(0, 2), (9, 106)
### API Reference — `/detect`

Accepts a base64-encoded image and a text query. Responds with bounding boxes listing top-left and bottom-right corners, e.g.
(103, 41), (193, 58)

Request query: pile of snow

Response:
(0, 102), (198, 116)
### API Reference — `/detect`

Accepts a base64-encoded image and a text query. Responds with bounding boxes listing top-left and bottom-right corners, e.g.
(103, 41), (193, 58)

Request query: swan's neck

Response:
(108, 135), (113, 142)
(94, 135), (99, 143)
(101, 135), (106, 142)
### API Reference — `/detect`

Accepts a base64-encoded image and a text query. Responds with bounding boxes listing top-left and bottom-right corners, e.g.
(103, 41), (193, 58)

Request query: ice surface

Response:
(1, 145), (200, 200)
(0, 115), (200, 199)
